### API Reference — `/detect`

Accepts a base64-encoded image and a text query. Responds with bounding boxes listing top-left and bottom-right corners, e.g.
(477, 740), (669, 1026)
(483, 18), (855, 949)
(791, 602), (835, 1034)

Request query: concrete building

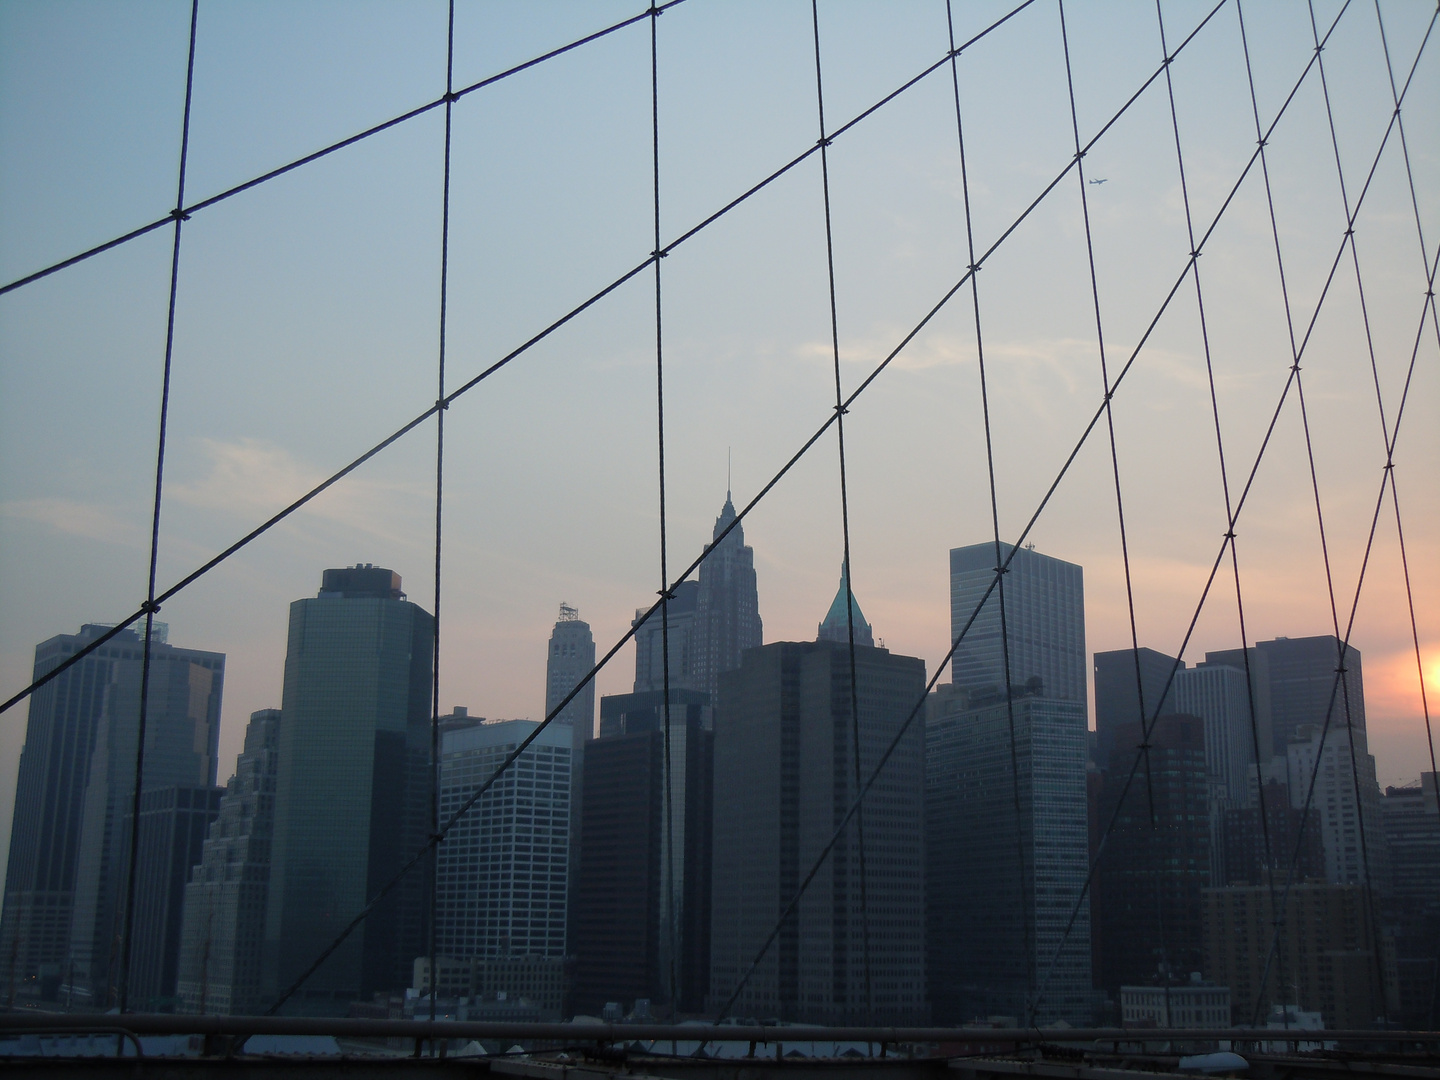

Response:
(1173, 663), (1256, 807)
(572, 689), (712, 1015)
(435, 718), (571, 963)
(1203, 878), (1398, 1028)
(64, 626), (225, 1007)
(710, 626), (926, 1023)
(1120, 978), (1230, 1029)
(1284, 724), (1389, 889)
(926, 684), (1091, 1025)
(1093, 647), (1180, 771)
(1, 623), (212, 1002)
(1221, 780), (1324, 887)
(176, 708), (282, 1016)
(262, 566), (433, 1013)
(546, 605), (595, 735)
(950, 543), (1085, 708)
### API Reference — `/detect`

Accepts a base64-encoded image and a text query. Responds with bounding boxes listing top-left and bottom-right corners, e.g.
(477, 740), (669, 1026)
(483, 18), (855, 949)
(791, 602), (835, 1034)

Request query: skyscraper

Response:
(926, 684), (1092, 1025)
(572, 689), (713, 1016)
(816, 564), (874, 647)
(176, 708), (282, 1016)
(121, 784), (224, 1010)
(0, 624), (176, 1001)
(65, 626), (225, 1007)
(950, 543), (1085, 707)
(1094, 716), (1211, 993)
(1206, 635), (1364, 757)
(709, 593), (926, 1024)
(546, 605), (596, 735)
(1284, 724), (1389, 889)
(1093, 647), (1180, 770)
(261, 566), (433, 1014)
(434, 718), (572, 964)
(1173, 662), (1256, 806)
(694, 493), (763, 704)
(633, 580), (701, 694)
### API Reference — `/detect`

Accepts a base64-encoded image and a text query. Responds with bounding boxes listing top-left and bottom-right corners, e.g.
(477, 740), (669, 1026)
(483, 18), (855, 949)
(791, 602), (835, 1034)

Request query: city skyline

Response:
(2, 0), (1437, 987)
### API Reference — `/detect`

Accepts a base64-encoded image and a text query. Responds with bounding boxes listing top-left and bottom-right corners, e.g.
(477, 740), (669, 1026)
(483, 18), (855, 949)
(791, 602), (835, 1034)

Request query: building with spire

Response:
(694, 493), (763, 705)
(709, 583), (927, 1024)
(817, 564), (873, 647)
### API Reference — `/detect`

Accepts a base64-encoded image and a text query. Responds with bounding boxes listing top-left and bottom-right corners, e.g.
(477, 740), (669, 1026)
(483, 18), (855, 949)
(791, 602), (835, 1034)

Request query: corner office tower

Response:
(261, 567), (433, 1014)
(950, 543), (1086, 707)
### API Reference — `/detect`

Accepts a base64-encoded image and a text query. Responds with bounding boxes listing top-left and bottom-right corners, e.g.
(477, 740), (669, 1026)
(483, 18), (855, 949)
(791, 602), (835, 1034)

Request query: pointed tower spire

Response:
(817, 562), (874, 647)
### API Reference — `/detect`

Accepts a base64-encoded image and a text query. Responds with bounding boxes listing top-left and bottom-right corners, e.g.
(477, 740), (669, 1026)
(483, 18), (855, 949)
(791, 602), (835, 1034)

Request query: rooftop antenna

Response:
(727, 446), (732, 499)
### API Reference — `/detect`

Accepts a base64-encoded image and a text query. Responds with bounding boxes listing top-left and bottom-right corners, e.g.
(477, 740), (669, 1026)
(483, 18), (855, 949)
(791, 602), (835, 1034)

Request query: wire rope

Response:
(808, 0), (872, 1023)
(0, 0), (1046, 721)
(943, 0), (1034, 1027)
(116, 0), (200, 1015)
(1152, 0), (1285, 1023)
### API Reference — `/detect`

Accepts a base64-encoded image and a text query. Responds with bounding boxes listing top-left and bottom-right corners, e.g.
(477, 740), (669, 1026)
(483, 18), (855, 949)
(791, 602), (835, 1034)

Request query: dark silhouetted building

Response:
(1204, 877), (1398, 1028)
(261, 566), (433, 1014)
(1222, 779), (1323, 886)
(572, 689), (712, 1016)
(65, 626), (225, 1007)
(0, 624), (207, 1002)
(1093, 648), (1180, 771)
(633, 581), (700, 694)
(177, 708), (281, 1016)
(1381, 773), (1440, 1028)
(694, 493), (763, 704)
(926, 683), (1091, 1025)
(122, 785), (223, 1010)
(709, 621), (927, 1023)
(1206, 636), (1364, 758)
(1094, 716), (1210, 993)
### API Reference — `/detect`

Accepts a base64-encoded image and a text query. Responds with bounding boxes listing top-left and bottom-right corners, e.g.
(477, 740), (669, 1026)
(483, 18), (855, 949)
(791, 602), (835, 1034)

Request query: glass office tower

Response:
(261, 566), (433, 1015)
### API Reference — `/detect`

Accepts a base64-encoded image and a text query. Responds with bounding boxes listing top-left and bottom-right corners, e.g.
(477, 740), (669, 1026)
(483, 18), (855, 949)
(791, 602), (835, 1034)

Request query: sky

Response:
(1, 0), (1437, 887)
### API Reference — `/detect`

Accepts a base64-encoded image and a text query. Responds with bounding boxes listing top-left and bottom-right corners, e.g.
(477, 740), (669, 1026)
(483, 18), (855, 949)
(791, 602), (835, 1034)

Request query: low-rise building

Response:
(1119, 978), (1230, 1028)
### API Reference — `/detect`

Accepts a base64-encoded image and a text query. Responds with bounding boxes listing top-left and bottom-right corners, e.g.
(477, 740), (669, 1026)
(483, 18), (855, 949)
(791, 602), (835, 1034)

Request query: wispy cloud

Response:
(168, 438), (429, 546)
(0, 497), (143, 546)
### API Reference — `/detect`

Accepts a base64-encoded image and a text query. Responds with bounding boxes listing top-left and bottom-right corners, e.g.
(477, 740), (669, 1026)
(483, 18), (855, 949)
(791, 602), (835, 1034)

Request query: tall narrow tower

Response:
(545, 604), (596, 736)
(694, 493), (763, 703)
(262, 566), (433, 1013)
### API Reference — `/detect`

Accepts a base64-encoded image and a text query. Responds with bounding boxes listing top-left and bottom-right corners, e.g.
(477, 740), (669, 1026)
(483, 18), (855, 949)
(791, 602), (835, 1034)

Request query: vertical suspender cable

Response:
(1056, 0), (1173, 1019)
(1373, 0), (1440, 1028)
(649, 2), (680, 1021)
(808, 0), (872, 1023)
(943, 0), (1034, 1025)
(428, 0), (457, 1037)
(1153, 0), (1284, 1018)
(118, 0), (201, 1015)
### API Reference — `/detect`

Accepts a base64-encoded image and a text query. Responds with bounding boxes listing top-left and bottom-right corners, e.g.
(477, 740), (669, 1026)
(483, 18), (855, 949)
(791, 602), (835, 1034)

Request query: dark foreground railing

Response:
(2, 1012), (1438, 1048)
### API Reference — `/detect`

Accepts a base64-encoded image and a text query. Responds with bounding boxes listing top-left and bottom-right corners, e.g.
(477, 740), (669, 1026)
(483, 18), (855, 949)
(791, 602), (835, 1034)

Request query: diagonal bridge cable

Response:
(260, 0), (1245, 1015)
(0, 0), (690, 299)
(0, 0), (1047, 718)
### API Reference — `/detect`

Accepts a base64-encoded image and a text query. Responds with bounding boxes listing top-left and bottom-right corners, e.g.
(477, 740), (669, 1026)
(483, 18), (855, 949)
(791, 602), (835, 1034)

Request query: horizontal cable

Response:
(0, 0), (688, 298)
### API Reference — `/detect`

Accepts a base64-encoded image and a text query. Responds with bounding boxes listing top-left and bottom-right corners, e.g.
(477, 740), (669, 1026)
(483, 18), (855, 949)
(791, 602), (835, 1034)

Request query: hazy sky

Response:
(2, 0), (1437, 880)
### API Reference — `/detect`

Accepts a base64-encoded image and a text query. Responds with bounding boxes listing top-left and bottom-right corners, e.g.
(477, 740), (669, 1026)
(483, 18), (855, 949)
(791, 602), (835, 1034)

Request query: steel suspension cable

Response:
(1057, 0), (1177, 1022)
(1372, 0), (1440, 1025)
(647, 1), (681, 1020)
(808, 0), (872, 1023)
(117, 0), (201, 1015)
(0, 1), (690, 299)
(0, 0), (1047, 721)
(1303, 0), (1408, 1022)
(1153, 0), (1284, 1020)
(426, 0), (457, 1035)
(1035, 0), (1435, 1012)
(272, 0), (1382, 1013)
(944, 0), (1033, 1026)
